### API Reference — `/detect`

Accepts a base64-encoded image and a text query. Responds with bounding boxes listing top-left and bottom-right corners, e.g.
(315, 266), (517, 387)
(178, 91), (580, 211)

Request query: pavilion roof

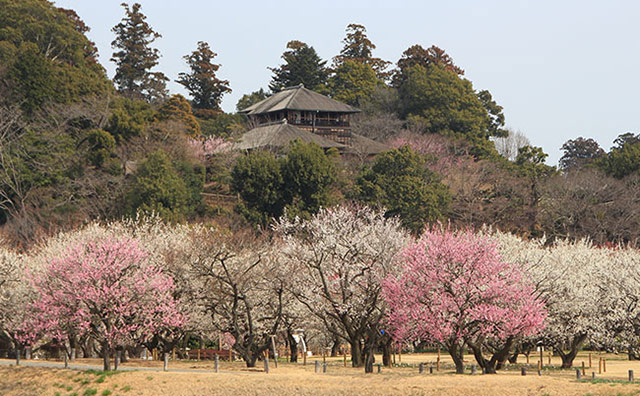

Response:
(234, 121), (346, 151)
(238, 84), (361, 115)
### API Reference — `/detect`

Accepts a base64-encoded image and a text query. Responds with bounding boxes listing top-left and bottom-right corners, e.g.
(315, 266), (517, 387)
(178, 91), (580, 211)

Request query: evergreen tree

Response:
(333, 24), (390, 80)
(111, 2), (168, 102)
(398, 64), (499, 157)
(328, 60), (381, 106)
(281, 141), (336, 215)
(357, 145), (450, 235)
(126, 150), (189, 221)
(598, 132), (640, 179)
(0, 0), (112, 113)
(156, 94), (202, 137)
(393, 44), (464, 87)
(269, 41), (328, 93)
(236, 88), (268, 112)
(177, 41), (231, 115)
(559, 137), (605, 171)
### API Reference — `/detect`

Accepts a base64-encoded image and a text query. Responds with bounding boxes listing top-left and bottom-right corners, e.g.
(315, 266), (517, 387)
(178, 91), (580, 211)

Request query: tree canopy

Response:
(333, 23), (390, 80)
(357, 145), (450, 234)
(269, 40), (329, 93)
(177, 41), (231, 115)
(111, 2), (167, 102)
(0, 0), (113, 113)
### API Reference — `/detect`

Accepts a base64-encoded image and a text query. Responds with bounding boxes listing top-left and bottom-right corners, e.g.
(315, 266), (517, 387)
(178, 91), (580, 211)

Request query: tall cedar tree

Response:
(111, 2), (168, 102)
(177, 41), (231, 115)
(332, 24), (390, 80)
(269, 41), (329, 93)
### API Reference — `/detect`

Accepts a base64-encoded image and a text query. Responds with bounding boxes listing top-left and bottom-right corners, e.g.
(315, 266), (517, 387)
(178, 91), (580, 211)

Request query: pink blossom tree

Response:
(383, 226), (546, 374)
(28, 236), (185, 371)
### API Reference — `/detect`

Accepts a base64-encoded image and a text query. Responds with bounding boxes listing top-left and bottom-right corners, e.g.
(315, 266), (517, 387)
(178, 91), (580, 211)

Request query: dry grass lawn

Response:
(2, 352), (640, 396)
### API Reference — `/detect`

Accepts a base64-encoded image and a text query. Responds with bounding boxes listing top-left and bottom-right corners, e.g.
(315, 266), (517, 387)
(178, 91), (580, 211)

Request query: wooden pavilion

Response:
(237, 84), (387, 155)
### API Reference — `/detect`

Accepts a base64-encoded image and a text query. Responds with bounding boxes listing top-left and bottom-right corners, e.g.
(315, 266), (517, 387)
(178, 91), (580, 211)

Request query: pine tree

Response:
(268, 40), (328, 93)
(177, 41), (231, 115)
(111, 2), (168, 102)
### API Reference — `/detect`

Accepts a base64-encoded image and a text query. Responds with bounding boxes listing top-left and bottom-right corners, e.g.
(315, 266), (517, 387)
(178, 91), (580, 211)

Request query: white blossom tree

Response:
(188, 227), (285, 367)
(275, 205), (410, 371)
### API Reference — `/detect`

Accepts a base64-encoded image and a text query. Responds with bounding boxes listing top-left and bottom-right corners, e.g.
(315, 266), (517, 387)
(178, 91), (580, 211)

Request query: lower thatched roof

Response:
(234, 122), (346, 151)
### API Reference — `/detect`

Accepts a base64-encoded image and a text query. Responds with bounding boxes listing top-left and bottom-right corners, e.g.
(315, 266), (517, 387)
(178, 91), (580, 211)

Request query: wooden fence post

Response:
(343, 349), (347, 367)
(603, 358), (607, 373)
(215, 354), (219, 373)
(419, 363), (424, 374)
(598, 357), (601, 374)
(521, 367), (526, 376)
(315, 360), (320, 373)
(264, 356), (269, 374)
(228, 348), (232, 362)
(197, 349), (200, 361)
(548, 352), (551, 365)
(540, 348), (543, 368)
(576, 369), (581, 380)
(589, 353), (592, 368)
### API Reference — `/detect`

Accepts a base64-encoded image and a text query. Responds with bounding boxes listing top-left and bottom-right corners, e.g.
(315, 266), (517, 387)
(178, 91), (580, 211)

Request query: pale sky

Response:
(53, 0), (640, 165)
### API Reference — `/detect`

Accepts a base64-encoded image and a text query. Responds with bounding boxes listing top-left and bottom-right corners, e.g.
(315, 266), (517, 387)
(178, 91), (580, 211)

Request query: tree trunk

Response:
(331, 337), (340, 357)
(25, 347), (31, 361)
(350, 340), (363, 367)
(382, 338), (392, 367)
(102, 342), (111, 371)
(363, 333), (377, 373)
(15, 345), (20, 366)
(287, 332), (298, 363)
(468, 337), (513, 374)
(69, 335), (77, 362)
(447, 342), (465, 374)
(114, 349), (121, 370)
(629, 347), (640, 361)
(556, 334), (587, 369)
(163, 352), (169, 371)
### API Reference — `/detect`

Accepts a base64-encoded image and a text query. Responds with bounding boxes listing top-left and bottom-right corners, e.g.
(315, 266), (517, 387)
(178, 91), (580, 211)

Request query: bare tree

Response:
(493, 128), (530, 161)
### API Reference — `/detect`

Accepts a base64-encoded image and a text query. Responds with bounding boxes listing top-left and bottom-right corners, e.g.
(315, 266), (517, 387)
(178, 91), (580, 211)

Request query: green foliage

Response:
(0, 0), (112, 113)
(598, 132), (640, 179)
(231, 141), (337, 226)
(269, 40), (329, 93)
(560, 137), (605, 171)
(174, 160), (206, 215)
(5, 129), (77, 191)
(105, 97), (155, 142)
(126, 150), (190, 221)
(236, 88), (268, 112)
(177, 41), (231, 111)
(111, 2), (167, 102)
(357, 146), (450, 234)
(85, 129), (119, 171)
(231, 150), (285, 226)
(328, 60), (382, 106)
(393, 44), (464, 87)
(281, 140), (336, 215)
(82, 389), (97, 396)
(8, 42), (55, 114)
(198, 112), (245, 137)
(156, 94), (202, 136)
(398, 64), (499, 158)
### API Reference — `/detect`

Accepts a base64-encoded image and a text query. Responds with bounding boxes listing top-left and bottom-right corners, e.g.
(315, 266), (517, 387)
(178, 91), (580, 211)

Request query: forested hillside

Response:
(1, 0), (639, 248)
